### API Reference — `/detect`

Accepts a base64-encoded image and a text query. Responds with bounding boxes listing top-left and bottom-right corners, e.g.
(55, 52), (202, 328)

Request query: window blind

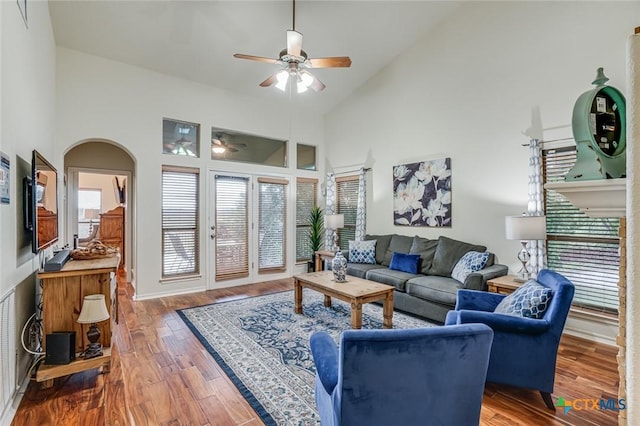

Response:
(336, 176), (358, 250)
(258, 178), (288, 272)
(161, 167), (199, 278)
(296, 178), (318, 262)
(543, 146), (619, 313)
(215, 175), (249, 280)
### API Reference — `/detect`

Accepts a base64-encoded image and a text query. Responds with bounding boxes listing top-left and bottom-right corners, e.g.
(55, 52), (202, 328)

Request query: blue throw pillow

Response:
(348, 240), (376, 264)
(451, 251), (490, 283)
(389, 252), (421, 274)
(494, 280), (553, 319)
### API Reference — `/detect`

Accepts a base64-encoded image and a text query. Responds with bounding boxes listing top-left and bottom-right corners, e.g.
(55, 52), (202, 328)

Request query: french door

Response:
(209, 171), (289, 288)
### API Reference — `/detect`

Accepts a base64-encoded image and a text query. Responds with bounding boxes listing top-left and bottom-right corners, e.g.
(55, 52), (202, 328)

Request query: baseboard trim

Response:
(133, 285), (206, 301)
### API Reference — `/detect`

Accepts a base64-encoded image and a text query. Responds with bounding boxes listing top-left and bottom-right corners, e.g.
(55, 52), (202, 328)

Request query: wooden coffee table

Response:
(293, 271), (394, 329)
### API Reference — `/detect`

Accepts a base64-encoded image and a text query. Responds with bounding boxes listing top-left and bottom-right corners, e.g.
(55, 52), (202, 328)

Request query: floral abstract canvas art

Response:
(393, 158), (452, 227)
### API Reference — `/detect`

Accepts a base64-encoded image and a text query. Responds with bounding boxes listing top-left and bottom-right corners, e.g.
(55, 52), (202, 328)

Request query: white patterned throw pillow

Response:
(494, 280), (553, 319)
(451, 251), (490, 283)
(348, 240), (377, 264)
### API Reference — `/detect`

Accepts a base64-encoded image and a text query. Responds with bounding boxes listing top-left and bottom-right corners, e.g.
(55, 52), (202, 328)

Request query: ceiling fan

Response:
(212, 133), (246, 154)
(233, 0), (351, 93)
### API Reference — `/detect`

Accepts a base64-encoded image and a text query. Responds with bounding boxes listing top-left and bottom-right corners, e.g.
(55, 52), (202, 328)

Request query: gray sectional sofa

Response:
(340, 234), (508, 323)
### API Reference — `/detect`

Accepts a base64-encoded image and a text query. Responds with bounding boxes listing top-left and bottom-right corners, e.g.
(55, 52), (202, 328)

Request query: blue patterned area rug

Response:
(177, 289), (435, 426)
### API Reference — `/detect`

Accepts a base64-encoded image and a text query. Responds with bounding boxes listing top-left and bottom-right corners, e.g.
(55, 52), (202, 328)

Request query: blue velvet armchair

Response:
(444, 269), (575, 410)
(309, 324), (494, 426)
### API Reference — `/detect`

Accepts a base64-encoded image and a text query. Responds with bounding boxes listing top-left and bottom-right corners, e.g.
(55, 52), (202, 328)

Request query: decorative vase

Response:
(332, 251), (347, 282)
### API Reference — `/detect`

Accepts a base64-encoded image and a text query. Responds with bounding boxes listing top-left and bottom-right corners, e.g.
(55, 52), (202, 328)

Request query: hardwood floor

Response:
(13, 273), (619, 425)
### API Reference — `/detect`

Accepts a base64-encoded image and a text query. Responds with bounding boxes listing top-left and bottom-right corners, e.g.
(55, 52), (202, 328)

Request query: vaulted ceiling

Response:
(49, 1), (460, 114)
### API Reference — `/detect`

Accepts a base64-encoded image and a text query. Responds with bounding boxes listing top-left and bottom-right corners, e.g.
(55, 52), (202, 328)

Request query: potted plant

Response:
(307, 206), (324, 272)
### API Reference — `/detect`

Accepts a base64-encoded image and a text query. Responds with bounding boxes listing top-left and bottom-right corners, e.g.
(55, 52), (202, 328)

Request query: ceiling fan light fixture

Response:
(212, 145), (226, 154)
(300, 71), (314, 86)
(296, 74), (308, 93)
(275, 69), (289, 91)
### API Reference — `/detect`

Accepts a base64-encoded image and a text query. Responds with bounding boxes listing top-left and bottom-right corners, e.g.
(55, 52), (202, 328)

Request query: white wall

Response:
(55, 48), (324, 299)
(326, 1), (636, 268)
(0, 0), (57, 422)
(325, 2), (638, 342)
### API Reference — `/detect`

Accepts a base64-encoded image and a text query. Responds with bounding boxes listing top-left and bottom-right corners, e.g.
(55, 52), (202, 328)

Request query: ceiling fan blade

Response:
(227, 147), (239, 153)
(259, 73), (278, 87)
(228, 143), (247, 148)
(287, 30), (303, 57)
(308, 56), (352, 68)
(212, 138), (223, 146)
(233, 53), (279, 64)
(307, 74), (326, 92)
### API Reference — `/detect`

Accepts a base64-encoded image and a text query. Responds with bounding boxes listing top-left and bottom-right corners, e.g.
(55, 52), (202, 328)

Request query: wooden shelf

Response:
(36, 347), (111, 388)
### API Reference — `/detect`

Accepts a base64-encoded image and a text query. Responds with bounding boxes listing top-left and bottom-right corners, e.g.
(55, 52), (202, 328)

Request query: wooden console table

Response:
(36, 256), (119, 387)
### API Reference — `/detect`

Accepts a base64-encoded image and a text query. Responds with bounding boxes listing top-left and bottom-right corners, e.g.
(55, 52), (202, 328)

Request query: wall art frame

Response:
(393, 158), (451, 227)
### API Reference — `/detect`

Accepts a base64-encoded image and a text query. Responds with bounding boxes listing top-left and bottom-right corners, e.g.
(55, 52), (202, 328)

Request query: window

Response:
(258, 178), (288, 272)
(162, 166), (199, 278)
(211, 127), (287, 167)
(297, 144), (317, 170)
(296, 178), (318, 262)
(163, 118), (200, 157)
(543, 146), (619, 313)
(78, 189), (101, 239)
(336, 176), (359, 251)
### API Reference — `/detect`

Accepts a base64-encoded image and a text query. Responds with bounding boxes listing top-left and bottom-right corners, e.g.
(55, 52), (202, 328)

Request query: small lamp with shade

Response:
(505, 215), (546, 282)
(77, 294), (110, 359)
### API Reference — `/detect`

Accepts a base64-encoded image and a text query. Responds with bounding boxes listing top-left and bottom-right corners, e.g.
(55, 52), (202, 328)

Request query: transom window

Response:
(162, 118), (200, 157)
(211, 127), (287, 167)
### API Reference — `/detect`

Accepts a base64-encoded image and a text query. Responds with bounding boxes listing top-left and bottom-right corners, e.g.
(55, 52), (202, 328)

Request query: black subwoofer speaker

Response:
(45, 331), (76, 365)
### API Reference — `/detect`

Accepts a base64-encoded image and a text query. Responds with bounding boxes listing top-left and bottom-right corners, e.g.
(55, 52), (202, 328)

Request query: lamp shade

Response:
(505, 215), (546, 240)
(324, 214), (344, 230)
(77, 294), (110, 324)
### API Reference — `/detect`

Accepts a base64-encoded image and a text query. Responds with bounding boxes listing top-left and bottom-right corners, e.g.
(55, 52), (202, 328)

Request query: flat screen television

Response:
(25, 150), (59, 253)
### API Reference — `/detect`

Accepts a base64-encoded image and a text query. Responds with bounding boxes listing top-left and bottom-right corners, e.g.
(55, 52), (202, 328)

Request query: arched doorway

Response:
(64, 141), (136, 288)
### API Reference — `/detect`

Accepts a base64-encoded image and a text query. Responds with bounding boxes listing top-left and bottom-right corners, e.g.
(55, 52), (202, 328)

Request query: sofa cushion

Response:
(409, 236), (439, 274)
(389, 252), (421, 274)
(451, 251), (490, 283)
(405, 276), (462, 306)
(428, 236), (487, 277)
(348, 240), (376, 264)
(365, 234), (392, 265)
(346, 263), (386, 279)
(365, 268), (421, 292)
(382, 234), (414, 266)
(494, 280), (553, 319)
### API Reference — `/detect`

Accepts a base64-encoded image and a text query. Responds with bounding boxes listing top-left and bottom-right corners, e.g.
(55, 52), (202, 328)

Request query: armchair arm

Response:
(463, 264), (509, 290)
(454, 310), (551, 334)
(310, 331), (339, 394)
(456, 289), (505, 312)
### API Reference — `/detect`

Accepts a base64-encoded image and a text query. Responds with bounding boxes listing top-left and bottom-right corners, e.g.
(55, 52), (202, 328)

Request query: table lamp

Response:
(505, 215), (546, 282)
(324, 214), (344, 252)
(77, 294), (110, 359)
